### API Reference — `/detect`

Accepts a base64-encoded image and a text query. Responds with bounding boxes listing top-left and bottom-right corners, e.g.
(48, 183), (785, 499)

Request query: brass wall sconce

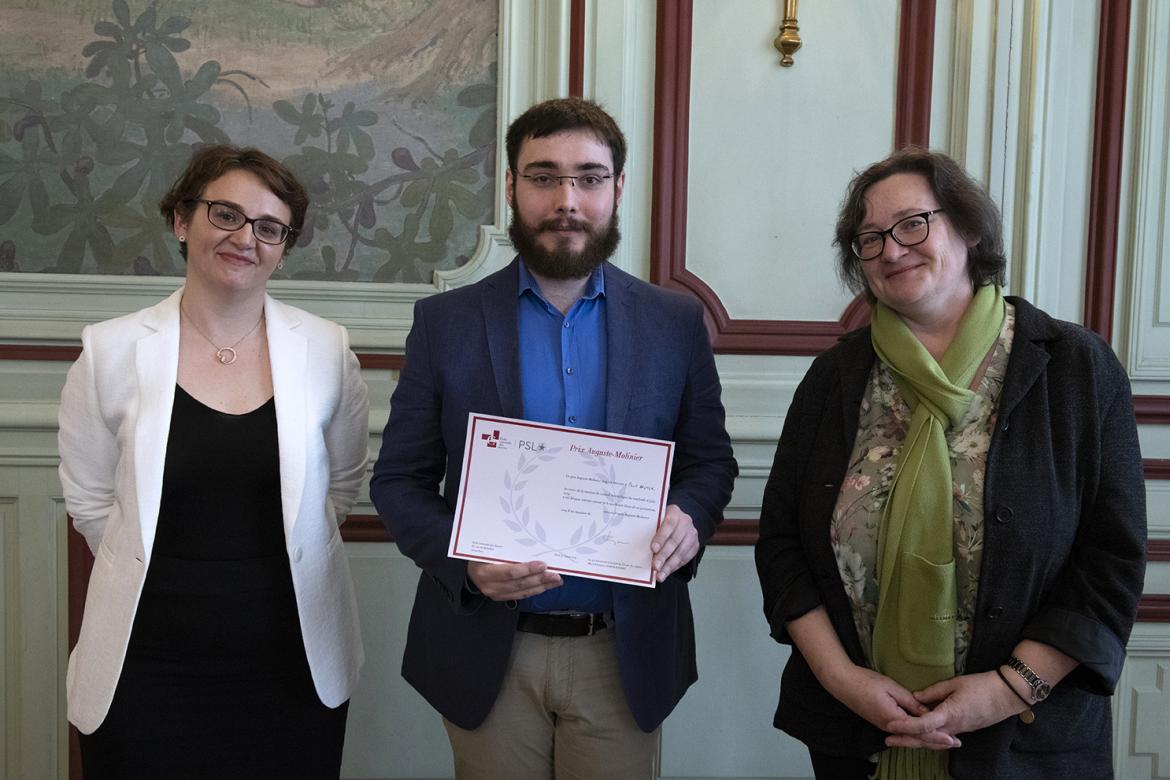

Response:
(773, 0), (801, 67)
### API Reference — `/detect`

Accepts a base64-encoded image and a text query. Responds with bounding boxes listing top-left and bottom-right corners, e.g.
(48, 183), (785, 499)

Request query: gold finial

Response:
(773, 0), (801, 67)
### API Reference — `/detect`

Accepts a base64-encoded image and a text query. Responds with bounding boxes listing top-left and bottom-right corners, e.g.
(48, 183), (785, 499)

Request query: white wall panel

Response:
(340, 546), (455, 779)
(660, 547), (812, 779)
(686, 0), (897, 322)
(933, 0), (1098, 323)
(1120, 0), (1170, 380)
(0, 470), (67, 780)
(1115, 626), (1170, 780)
(1139, 424), (1170, 459)
(1, 496), (11, 780)
(581, 0), (657, 280)
(931, 0), (1004, 197)
(1149, 482), (1170, 540)
(1003, 0), (1098, 321)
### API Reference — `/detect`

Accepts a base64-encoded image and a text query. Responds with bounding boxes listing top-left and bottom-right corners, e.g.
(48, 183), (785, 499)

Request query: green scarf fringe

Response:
(874, 746), (951, 779)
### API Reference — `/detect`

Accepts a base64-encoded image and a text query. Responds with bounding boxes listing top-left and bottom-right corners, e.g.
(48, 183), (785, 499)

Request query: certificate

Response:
(448, 414), (675, 587)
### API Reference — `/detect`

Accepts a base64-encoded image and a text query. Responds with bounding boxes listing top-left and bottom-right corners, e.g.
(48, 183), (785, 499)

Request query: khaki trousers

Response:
(443, 627), (659, 779)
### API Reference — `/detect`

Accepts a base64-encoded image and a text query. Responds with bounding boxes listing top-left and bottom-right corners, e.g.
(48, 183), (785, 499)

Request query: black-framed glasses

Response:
(850, 209), (945, 261)
(186, 199), (294, 246)
(518, 172), (614, 192)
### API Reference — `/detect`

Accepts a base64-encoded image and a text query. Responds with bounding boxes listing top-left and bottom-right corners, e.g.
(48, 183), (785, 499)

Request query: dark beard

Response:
(508, 208), (621, 280)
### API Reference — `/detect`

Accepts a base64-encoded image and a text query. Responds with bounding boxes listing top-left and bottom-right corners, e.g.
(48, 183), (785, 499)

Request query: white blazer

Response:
(58, 288), (369, 734)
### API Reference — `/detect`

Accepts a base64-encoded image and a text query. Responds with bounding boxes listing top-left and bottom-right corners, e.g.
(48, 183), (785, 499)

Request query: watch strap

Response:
(1006, 655), (1052, 702)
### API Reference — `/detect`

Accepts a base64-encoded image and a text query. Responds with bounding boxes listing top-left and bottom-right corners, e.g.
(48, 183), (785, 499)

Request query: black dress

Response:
(79, 386), (348, 779)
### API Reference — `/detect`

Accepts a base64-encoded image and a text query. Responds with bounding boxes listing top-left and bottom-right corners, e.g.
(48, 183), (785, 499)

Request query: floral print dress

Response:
(831, 304), (1016, 673)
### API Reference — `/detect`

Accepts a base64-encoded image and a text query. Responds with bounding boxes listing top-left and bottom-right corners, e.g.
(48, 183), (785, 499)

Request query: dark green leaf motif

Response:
(2, 0), (497, 278)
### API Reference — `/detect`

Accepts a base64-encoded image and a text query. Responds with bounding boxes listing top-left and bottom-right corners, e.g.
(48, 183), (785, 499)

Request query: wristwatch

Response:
(1006, 656), (1052, 702)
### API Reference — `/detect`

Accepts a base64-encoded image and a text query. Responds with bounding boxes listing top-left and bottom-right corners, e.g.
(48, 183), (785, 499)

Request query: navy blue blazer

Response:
(370, 259), (737, 732)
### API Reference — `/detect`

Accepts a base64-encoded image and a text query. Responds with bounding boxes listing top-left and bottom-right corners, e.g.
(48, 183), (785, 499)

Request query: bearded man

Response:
(370, 97), (737, 779)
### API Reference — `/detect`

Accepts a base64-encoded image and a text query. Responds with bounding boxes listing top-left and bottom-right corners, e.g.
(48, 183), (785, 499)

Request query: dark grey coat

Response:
(755, 296), (1147, 779)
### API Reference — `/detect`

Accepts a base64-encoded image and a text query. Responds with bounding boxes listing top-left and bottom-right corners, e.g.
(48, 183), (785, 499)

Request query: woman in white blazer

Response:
(58, 145), (368, 778)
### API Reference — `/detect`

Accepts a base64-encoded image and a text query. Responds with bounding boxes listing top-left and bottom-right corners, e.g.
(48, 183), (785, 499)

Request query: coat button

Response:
(986, 605), (1004, 619)
(995, 506), (1014, 523)
(293, 547), (303, 563)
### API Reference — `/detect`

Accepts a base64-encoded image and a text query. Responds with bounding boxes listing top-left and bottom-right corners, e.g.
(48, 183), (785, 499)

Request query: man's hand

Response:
(650, 504), (700, 582)
(467, 560), (563, 601)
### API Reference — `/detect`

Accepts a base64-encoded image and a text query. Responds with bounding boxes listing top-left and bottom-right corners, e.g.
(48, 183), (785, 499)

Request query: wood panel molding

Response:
(0, 343), (401, 370)
(341, 514), (390, 542)
(569, 0), (585, 97)
(649, 0), (931, 354)
(4, 344), (1161, 423)
(346, 509), (1170, 550)
(1083, 0), (1132, 340)
(354, 354), (405, 371)
(340, 515), (1170, 620)
(1145, 459), (1170, 481)
(1134, 395), (1170, 425)
(343, 515), (762, 547)
(1137, 594), (1170, 622)
(649, 0), (693, 300)
(894, 0), (936, 149)
(3, 343), (1159, 425)
(0, 344), (82, 361)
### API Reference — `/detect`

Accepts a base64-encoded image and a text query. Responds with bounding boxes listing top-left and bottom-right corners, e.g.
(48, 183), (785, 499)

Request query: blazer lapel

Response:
(604, 265), (636, 433)
(996, 298), (1055, 425)
(483, 261), (524, 419)
(134, 289), (182, 564)
(266, 296), (308, 540)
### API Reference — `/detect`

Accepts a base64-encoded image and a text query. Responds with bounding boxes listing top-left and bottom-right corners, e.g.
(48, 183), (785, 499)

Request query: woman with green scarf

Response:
(756, 148), (1146, 779)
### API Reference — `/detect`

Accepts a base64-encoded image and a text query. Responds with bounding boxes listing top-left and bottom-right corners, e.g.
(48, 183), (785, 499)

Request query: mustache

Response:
(539, 220), (587, 232)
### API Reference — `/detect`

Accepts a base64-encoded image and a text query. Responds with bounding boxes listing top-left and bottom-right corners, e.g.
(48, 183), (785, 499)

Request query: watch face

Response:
(1035, 682), (1052, 701)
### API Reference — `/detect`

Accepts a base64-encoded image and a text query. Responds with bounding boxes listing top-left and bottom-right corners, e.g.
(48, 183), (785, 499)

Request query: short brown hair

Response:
(834, 147), (1006, 299)
(506, 97), (626, 176)
(159, 145), (309, 258)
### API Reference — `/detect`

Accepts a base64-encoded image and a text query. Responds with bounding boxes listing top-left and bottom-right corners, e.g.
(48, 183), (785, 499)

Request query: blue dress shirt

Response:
(516, 260), (613, 614)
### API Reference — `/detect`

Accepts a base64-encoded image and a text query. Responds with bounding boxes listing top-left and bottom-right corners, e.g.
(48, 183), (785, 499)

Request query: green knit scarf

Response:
(868, 284), (1005, 780)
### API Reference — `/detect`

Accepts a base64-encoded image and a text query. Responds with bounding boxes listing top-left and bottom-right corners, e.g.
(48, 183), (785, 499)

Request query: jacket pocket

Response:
(1011, 685), (1109, 753)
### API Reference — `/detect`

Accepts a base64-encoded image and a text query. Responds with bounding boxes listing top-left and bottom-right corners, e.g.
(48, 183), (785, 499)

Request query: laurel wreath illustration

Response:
(498, 448), (626, 559)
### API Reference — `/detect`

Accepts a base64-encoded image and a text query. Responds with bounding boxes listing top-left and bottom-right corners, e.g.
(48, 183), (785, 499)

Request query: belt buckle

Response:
(584, 612), (599, 636)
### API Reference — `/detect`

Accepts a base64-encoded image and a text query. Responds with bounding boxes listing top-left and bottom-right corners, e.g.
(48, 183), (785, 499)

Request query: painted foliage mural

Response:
(0, 0), (498, 282)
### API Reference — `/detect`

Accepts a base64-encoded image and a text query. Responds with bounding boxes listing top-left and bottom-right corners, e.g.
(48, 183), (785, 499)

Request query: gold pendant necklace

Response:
(181, 301), (264, 365)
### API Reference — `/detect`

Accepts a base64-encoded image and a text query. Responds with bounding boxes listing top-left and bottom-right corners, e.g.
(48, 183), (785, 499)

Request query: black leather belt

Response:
(516, 612), (608, 637)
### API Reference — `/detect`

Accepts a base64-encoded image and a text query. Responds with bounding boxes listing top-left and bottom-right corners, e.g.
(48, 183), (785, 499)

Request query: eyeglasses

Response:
(186, 199), (295, 246)
(518, 172), (614, 192)
(850, 209), (945, 261)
